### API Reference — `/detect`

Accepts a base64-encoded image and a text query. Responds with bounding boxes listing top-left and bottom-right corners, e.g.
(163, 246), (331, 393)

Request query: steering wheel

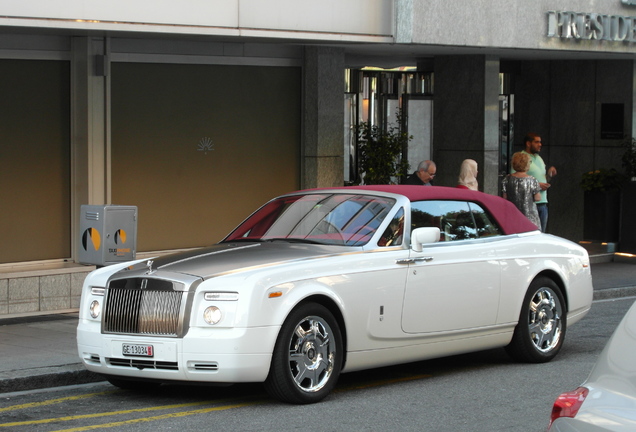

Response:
(313, 220), (346, 244)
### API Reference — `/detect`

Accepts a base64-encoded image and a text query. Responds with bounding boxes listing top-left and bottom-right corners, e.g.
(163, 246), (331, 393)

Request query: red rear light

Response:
(549, 387), (589, 428)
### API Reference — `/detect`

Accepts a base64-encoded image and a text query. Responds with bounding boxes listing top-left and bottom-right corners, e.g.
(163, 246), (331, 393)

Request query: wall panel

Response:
(0, 59), (71, 263)
(111, 63), (301, 251)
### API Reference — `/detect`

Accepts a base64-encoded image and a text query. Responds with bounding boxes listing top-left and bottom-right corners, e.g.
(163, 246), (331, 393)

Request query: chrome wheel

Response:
(287, 315), (336, 393)
(265, 303), (342, 404)
(506, 277), (567, 363)
(527, 287), (563, 353)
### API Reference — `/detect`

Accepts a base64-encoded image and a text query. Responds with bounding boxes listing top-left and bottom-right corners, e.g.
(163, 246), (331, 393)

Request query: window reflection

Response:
(224, 194), (396, 246)
(411, 200), (502, 242)
(379, 208), (404, 246)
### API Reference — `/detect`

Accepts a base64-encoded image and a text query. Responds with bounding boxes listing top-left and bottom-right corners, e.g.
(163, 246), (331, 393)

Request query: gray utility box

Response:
(79, 205), (138, 266)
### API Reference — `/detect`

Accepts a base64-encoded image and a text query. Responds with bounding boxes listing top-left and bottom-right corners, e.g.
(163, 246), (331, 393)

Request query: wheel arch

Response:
(534, 269), (568, 312)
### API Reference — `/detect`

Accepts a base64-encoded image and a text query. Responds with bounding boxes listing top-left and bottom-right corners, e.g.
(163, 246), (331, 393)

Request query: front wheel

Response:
(506, 277), (566, 363)
(265, 303), (343, 404)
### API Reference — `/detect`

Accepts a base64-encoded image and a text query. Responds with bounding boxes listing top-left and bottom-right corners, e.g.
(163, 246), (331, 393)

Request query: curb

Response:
(593, 286), (636, 301)
(0, 364), (104, 394)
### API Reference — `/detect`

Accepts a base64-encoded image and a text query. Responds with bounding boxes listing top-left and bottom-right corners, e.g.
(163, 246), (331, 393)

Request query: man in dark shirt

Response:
(403, 160), (436, 186)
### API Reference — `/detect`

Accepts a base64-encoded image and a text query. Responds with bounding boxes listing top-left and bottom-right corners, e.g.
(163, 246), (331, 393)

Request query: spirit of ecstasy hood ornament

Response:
(145, 260), (154, 275)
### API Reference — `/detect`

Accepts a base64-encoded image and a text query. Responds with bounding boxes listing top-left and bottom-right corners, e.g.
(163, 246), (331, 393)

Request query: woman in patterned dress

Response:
(502, 152), (541, 229)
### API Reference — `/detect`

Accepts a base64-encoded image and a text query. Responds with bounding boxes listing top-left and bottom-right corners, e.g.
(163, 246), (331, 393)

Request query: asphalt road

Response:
(0, 297), (633, 432)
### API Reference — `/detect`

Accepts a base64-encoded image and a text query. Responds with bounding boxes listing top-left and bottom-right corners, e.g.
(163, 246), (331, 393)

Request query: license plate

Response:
(122, 343), (154, 357)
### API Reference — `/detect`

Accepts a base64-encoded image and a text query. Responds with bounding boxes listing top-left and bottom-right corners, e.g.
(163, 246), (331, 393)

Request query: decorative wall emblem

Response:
(198, 137), (214, 154)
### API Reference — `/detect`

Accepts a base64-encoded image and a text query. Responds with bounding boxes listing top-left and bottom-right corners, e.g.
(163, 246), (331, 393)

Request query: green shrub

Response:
(580, 168), (625, 192)
(356, 111), (411, 185)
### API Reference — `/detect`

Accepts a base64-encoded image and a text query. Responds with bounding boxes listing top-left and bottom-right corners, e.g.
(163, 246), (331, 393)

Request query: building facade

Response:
(1, 0), (635, 315)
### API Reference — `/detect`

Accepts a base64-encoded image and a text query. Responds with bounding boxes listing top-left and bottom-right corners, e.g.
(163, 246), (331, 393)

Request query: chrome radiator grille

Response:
(103, 278), (184, 337)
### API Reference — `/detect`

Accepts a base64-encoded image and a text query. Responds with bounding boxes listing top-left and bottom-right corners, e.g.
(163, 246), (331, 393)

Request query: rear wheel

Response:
(506, 277), (566, 363)
(265, 303), (343, 404)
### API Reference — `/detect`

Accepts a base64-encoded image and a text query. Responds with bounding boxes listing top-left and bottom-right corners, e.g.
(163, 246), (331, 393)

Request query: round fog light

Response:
(89, 300), (101, 319)
(204, 306), (222, 325)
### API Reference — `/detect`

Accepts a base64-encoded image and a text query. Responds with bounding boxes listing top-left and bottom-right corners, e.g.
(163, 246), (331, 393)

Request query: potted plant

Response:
(580, 168), (625, 192)
(580, 168), (624, 243)
(356, 111), (411, 185)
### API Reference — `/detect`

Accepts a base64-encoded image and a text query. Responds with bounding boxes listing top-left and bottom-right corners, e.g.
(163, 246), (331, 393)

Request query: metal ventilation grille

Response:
(103, 281), (183, 336)
(192, 362), (219, 371)
(107, 358), (179, 370)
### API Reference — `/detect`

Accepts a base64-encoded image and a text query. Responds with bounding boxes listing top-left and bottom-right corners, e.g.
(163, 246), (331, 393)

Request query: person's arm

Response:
(547, 166), (557, 181)
(533, 179), (542, 200)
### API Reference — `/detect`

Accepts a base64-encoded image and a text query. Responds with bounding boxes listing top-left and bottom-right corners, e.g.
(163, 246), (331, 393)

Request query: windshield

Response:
(224, 193), (396, 246)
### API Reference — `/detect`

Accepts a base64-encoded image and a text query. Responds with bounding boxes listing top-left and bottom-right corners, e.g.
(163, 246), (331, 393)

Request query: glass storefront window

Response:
(344, 69), (433, 184)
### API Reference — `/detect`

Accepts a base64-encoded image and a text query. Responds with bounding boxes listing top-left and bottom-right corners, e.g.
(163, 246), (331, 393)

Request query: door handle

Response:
(396, 257), (434, 265)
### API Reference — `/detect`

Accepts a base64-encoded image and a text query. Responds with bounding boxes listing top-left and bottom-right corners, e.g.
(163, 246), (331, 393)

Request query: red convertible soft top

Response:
(305, 185), (539, 236)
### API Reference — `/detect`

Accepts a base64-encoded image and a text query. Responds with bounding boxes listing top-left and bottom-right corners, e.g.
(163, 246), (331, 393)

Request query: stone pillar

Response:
(633, 59), (636, 139)
(302, 46), (345, 189)
(432, 55), (500, 194)
(483, 57), (500, 194)
(71, 37), (110, 261)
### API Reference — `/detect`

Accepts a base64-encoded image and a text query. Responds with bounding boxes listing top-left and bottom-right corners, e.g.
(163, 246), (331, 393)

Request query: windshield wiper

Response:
(222, 238), (260, 243)
(263, 238), (324, 245)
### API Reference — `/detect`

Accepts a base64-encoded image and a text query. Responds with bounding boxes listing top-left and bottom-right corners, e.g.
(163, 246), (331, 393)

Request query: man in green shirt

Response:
(522, 132), (557, 232)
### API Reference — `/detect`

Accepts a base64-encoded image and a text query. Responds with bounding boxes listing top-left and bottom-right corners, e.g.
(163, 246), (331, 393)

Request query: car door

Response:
(401, 200), (502, 334)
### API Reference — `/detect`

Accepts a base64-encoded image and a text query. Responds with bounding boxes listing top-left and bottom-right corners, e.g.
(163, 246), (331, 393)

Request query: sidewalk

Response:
(0, 312), (102, 394)
(1, 260), (635, 394)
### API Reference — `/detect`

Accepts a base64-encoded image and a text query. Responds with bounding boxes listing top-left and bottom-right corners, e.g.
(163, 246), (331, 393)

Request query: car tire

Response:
(264, 303), (343, 404)
(506, 277), (567, 363)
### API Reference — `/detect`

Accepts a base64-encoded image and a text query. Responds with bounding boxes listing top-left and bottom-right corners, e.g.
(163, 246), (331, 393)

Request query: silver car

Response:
(548, 299), (636, 431)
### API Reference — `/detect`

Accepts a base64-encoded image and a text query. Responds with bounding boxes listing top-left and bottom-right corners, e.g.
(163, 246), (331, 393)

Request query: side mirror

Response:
(411, 227), (440, 252)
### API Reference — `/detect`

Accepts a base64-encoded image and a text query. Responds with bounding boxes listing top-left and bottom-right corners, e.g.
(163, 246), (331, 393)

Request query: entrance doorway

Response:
(344, 69), (434, 184)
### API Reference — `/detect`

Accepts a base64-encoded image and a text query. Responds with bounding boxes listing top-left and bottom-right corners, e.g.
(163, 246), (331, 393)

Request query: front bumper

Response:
(77, 322), (280, 383)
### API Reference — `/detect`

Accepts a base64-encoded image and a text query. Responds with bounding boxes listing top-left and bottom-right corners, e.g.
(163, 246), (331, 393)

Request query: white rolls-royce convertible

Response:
(77, 185), (593, 404)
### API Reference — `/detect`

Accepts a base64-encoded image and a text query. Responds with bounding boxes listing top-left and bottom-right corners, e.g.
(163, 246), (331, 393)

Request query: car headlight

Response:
(89, 300), (101, 319)
(201, 292), (238, 326)
(203, 306), (222, 325)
